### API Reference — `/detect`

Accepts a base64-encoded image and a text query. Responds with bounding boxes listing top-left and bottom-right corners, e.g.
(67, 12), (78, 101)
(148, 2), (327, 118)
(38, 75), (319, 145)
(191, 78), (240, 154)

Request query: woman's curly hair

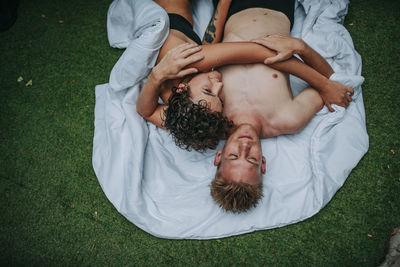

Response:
(163, 84), (233, 151)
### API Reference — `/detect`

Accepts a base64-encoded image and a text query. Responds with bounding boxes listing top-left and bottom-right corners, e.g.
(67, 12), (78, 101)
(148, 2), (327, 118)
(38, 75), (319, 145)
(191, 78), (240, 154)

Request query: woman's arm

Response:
(188, 42), (331, 92)
(202, 0), (232, 44)
(295, 41), (334, 79)
(136, 70), (165, 119)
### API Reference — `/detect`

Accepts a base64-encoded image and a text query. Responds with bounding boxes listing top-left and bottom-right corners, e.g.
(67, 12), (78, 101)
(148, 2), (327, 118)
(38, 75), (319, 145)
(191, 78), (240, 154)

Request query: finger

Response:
(348, 87), (354, 96)
(181, 42), (199, 51)
(335, 98), (347, 108)
(175, 42), (198, 53)
(346, 94), (352, 102)
(174, 43), (192, 50)
(252, 39), (272, 46)
(326, 102), (334, 112)
(342, 98), (349, 107)
(264, 54), (285, 64)
(167, 43), (189, 56)
(181, 46), (202, 58)
(177, 68), (198, 77)
(183, 54), (205, 66)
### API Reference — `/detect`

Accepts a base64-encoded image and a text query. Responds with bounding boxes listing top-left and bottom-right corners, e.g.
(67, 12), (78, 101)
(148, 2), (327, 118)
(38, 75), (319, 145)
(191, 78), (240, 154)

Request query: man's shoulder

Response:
(260, 104), (299, 138)
(260, 112), (286, 138)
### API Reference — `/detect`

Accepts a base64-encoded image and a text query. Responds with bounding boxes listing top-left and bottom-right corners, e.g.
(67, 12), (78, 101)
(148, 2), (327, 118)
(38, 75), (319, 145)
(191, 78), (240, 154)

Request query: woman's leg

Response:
(154, 0), (193, 25)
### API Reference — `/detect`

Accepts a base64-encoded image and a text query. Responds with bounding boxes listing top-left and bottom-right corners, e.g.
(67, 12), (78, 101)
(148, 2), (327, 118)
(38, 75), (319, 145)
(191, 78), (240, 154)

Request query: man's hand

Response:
(320, 79), (354, 112)
(153, 43), (205, 82)
(252, 34), (305, 64)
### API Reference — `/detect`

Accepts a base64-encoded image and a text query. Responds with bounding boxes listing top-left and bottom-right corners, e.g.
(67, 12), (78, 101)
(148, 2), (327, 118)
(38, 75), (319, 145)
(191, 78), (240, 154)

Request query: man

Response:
(207, 0), (353, 212)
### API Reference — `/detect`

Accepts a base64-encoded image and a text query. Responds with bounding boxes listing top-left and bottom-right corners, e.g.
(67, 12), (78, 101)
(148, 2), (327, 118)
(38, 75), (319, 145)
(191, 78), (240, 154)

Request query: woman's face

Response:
(187, 70), (224, 112)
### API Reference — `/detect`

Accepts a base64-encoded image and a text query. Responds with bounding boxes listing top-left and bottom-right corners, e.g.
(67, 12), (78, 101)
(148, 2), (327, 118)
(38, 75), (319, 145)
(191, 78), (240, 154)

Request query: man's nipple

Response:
(272, 73), (278, 78)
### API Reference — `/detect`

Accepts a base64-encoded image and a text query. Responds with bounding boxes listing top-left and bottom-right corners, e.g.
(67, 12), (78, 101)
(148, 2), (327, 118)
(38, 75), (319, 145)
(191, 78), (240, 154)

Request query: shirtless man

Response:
(137, 0), (352, 212)
(208, 0), (354, 212)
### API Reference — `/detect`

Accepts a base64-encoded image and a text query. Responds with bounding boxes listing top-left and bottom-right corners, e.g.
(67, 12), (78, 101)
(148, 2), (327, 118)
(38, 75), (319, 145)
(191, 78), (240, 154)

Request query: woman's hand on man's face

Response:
(152, 43), (205, 82)
(251, 34), (306, 64)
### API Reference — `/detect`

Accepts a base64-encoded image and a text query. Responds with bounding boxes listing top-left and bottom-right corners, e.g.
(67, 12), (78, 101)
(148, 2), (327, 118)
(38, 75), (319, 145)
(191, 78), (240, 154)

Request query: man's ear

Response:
(261, 156), (266, 174)
(214, 150), (223, 166)
(176, 83), (186, 93)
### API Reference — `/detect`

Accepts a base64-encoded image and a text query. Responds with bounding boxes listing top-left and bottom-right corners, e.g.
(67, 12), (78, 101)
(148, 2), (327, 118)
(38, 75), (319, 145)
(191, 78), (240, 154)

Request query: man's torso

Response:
(221, 8), (293, 137)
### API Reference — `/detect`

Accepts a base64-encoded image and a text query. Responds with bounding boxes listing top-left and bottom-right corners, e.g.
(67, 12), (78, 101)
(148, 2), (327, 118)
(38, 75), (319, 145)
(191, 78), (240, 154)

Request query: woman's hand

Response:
(320, 79), (354, 112)
(152, 43), (205, 82)
(252, 34), (306, 64)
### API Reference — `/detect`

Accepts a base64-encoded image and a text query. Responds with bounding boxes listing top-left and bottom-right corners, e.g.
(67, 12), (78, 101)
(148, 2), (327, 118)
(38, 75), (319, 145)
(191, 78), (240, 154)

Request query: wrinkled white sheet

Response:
(92, 0), (368, 239)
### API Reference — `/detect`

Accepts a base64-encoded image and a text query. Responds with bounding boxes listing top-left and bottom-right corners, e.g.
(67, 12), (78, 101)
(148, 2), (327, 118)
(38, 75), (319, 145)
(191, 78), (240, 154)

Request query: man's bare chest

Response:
(220, 64), (292, 115)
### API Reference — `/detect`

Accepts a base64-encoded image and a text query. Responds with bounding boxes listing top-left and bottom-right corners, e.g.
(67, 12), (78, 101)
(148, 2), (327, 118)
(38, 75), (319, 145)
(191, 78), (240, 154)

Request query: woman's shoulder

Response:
(157, 30), (197, 63)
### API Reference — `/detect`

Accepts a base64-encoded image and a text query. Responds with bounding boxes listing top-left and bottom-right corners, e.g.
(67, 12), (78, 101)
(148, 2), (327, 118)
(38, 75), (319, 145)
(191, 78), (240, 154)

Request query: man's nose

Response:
(239, 141), (251, 154)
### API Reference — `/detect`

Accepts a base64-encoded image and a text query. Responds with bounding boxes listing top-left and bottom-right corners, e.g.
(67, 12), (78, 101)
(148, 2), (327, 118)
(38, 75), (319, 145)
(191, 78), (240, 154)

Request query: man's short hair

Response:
(210, 167), (263, 213)
(163, 84), (233, 151)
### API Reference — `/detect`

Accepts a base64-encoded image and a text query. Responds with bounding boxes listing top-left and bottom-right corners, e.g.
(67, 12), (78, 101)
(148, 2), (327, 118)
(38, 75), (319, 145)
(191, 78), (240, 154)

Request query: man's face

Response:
(214, 124), (266, 185)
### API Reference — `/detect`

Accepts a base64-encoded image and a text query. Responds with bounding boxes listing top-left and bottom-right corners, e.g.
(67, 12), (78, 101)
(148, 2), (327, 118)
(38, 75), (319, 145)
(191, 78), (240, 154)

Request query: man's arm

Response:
(202, 0), (232, 44)
(252, 35), (354, 111)
(268, 87), (323, 136)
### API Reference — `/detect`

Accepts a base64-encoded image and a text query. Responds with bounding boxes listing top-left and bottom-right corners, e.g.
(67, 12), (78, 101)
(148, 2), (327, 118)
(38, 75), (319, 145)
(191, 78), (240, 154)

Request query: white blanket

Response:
(92, 0), (368, 239)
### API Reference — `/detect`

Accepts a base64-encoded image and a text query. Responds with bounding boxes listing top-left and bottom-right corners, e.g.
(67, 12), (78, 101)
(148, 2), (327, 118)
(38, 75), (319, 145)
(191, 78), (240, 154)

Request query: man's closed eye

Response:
(228, 154), (238, 159)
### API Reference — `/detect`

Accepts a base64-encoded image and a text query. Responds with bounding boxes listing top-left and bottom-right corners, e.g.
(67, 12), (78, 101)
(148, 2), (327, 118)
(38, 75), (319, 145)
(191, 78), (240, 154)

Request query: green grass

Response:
(1, 0), (399, 265)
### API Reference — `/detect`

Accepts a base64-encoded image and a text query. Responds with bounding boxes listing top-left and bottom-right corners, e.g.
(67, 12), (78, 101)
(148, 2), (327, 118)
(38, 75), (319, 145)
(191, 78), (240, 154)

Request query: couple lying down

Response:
(136, 0), (354, 213)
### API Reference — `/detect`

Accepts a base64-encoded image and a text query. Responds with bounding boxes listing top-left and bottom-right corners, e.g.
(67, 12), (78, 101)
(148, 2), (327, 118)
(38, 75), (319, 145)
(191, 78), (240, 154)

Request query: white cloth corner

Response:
(108, 0), (169, 91)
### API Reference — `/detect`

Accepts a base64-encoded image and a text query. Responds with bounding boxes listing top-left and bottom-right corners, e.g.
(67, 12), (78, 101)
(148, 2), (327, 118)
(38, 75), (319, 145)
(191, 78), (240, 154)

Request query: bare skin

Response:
(214, 7), (353, 184)
(222, 8), (326, 138)
(203, 0), (233, 44)
(134, 1), (355, 210)
(137, 0), (353, 135)
(214, 124), (266, 185)
(136, 0), (226, 127)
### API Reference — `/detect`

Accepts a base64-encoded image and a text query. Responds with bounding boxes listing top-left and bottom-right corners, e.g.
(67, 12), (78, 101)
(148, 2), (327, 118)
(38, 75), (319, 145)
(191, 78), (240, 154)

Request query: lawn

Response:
(1, 0), (399, 265)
